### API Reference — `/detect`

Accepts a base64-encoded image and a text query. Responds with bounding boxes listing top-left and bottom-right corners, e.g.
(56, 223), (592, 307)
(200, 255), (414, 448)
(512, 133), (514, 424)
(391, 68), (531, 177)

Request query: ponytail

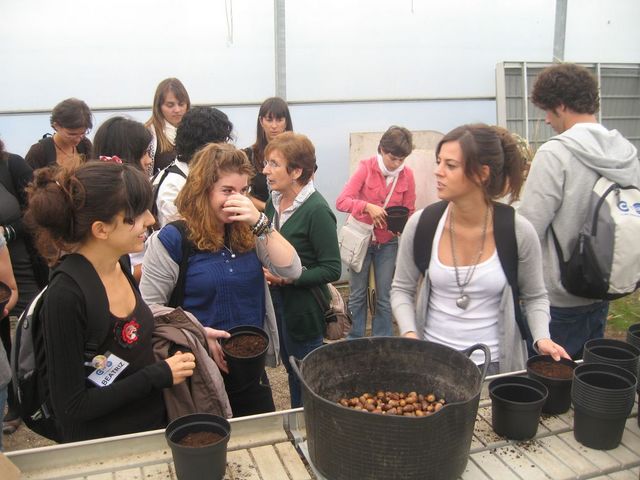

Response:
(437, 124), (526, 203)
(492, 126), (525, 202)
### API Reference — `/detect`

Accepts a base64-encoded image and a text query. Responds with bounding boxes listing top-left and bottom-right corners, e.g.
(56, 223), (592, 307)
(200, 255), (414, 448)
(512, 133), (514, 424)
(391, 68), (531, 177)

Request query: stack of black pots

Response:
(626, 323), (640, 428)
(572, 338), (639, 450)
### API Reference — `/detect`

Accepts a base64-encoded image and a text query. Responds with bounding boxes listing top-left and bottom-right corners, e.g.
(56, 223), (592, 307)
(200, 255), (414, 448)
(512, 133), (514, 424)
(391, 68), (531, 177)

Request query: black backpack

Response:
(11, 254), (133, 441)
(413, 201), (530, 341)
(166, 220), (195, 308)
(150, 161), (187, 229)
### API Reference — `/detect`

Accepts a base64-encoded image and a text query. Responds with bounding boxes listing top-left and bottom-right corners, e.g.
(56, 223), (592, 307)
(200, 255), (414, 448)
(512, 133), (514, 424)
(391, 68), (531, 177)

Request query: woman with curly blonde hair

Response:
(141, 143), (301, 416)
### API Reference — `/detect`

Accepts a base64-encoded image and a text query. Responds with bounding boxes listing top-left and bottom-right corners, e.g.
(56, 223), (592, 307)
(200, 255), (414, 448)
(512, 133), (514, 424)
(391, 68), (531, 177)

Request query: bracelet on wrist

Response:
(2, 225), (15, 243)
(251, 213), (266, 234)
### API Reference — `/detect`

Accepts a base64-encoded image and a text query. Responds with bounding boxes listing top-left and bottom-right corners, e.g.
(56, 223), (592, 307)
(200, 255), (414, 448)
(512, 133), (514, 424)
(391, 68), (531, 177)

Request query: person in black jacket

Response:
(0, 137), (46, 434)
(25, 161), (195, 443)
(25, 98), (93, 170)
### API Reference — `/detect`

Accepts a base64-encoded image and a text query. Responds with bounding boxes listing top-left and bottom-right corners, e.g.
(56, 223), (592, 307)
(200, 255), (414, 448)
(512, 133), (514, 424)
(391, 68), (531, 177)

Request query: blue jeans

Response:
(347, 239), (398, 338)
(550, 301), (609, 359)
(0, 385), (6, 451)
(270, 287), (323, 408)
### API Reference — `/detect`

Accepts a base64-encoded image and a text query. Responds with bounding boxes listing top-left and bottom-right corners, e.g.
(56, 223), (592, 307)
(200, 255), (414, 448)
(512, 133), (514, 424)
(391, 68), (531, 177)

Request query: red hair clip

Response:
(99, 155), (123, 164)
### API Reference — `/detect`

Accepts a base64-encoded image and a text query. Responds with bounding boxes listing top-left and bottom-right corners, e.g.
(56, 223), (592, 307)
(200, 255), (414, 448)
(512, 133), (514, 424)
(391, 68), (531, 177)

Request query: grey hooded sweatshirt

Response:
(519, 122), (639, 307)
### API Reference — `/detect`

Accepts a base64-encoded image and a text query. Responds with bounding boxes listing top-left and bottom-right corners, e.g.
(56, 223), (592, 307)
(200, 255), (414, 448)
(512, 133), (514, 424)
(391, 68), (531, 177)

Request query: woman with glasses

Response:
(243, 97), (293, 211)
(336, 125), (416, 338)
(146, 78), (191, 174)
(25, 98), (93, 170)
(141, 143), (302, 417)
(262, 132), (341, 408)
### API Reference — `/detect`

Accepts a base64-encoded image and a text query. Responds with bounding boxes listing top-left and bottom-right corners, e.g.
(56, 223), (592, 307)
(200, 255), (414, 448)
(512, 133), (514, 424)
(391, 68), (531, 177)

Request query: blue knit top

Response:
(158, 225), (265, 330)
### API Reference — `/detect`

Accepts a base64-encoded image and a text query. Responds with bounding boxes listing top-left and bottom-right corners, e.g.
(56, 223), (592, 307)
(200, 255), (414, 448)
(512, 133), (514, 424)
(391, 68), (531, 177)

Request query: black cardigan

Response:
(41, 254), (172, 442)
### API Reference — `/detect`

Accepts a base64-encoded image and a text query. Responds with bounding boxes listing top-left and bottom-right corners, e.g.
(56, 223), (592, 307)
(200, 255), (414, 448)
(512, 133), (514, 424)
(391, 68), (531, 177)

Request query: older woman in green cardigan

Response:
(263, 132), (341, 407)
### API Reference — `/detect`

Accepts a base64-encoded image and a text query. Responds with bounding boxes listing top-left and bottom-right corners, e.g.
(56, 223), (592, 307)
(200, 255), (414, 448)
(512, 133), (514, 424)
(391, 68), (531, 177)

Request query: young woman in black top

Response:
(25, 161), (195, 442)
(25, 98), (93, 170)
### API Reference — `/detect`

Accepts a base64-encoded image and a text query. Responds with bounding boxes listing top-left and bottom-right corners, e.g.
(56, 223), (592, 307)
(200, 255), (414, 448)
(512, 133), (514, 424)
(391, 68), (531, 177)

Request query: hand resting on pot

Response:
(535, 338), (571, 362)
(205, 327), (231, 374)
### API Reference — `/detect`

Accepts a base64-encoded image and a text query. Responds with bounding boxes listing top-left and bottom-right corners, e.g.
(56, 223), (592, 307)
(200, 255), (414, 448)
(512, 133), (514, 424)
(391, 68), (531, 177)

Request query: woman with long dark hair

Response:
(145, 78), (191, 173)
(93, 116), (154, 174)
(391, 124), (569, 374)
(244, 97), (293, 210)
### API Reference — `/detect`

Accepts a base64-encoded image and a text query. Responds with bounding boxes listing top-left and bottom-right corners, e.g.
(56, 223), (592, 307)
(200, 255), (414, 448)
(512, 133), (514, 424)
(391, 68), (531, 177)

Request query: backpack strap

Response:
(167, 220), (194, 308)
(150, 162), (188, 227)
(413, 201), (529, 341)
(54, 254), (135, 360)
(38, 136), (57, 167)
(493, 203), (529, 341)
(413, 201), (448, 273)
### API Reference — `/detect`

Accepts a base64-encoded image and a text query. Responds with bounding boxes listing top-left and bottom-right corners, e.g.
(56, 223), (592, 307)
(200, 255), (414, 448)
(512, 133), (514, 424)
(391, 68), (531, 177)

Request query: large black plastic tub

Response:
(292, 337), (489, 480)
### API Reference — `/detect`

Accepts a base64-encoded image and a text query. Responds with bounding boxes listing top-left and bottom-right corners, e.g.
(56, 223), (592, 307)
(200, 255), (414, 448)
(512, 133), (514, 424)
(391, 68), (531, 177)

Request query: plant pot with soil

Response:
(165, 413), (231, 480)
(527, 355), (577, 414)
(220, 325), (269, 393)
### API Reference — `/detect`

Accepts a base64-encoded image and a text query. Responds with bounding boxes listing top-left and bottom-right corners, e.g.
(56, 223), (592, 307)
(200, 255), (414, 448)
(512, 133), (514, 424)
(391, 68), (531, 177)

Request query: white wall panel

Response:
(564, 0), (640, 63)
(0, 0), (275, 111)
(286, 0), (556, 101)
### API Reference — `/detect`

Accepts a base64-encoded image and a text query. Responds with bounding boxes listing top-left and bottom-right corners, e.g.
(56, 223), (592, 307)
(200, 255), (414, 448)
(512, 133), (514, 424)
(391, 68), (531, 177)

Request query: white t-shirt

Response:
(152, 160), (189, 228)
(425, 207), (506, 364)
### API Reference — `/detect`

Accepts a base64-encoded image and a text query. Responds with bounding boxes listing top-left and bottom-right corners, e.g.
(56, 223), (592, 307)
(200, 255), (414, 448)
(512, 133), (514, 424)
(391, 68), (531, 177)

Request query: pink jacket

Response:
(336, 156), (416, 244)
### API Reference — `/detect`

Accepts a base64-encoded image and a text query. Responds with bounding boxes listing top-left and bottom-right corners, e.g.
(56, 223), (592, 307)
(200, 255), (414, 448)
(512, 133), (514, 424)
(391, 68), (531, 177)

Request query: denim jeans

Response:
(347, 238), (398, 338)
(549, 301), (609, 359)
(270, 287), (323, 408)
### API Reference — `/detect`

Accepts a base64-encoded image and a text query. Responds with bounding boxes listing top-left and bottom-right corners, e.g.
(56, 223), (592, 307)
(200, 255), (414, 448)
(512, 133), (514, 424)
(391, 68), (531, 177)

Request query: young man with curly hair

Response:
(153, 106), (234, 227)
(519, 63), (639, 358)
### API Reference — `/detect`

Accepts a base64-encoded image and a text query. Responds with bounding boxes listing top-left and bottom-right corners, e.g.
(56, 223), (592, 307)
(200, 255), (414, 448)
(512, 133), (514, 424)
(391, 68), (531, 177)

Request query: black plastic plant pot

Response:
(166, 413), (231, 480)
(221, 325), (269, 394)
(291, 337), (490, 480)
(385, 206), (410, 233)
(526, 355), (577, 414)
(583, 338), (640, 377)
(489, 376), (548, 440)
(571, 363), (637, 415)
(627, 323), (640, 350)
(573, 403), (627, 450)
(0, 281), (11, 314)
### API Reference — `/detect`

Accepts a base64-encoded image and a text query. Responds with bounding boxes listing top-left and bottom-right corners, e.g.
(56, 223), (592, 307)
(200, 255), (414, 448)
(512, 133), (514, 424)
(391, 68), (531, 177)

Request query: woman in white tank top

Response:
(391, 124), (569, 374)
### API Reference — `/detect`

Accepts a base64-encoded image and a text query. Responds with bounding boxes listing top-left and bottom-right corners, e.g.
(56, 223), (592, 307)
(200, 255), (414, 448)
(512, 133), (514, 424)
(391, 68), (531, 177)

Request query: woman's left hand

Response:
(223, 193), (261, 226)
(263, 267), (290, 286)
(204, 327), (231, 374)
(536, 338), (571, 361)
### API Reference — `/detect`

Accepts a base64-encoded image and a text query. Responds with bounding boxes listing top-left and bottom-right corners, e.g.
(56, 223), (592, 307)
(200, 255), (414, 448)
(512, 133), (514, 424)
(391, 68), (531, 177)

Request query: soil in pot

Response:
(529, 360), (573, 380)
(223, 333), (267, 357)
(177, 431), (225, 447)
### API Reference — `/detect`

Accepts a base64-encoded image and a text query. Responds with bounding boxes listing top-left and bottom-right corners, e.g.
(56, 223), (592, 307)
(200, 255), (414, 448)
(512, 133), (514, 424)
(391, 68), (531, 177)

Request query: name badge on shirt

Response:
(88, 353), (129, 387)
